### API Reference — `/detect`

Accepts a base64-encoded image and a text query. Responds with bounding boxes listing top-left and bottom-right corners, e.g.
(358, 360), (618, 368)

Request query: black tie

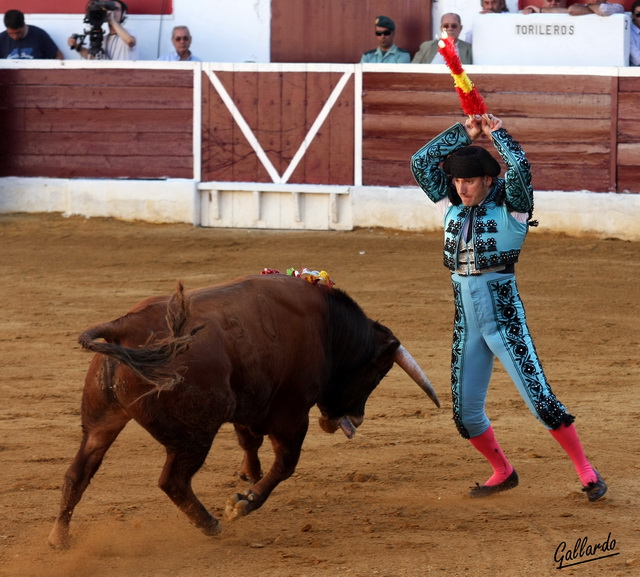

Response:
(466, 206), (475, 242)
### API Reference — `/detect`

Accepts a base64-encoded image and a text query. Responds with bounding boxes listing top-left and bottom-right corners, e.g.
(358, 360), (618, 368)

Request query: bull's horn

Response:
(394, 345), (441, 408)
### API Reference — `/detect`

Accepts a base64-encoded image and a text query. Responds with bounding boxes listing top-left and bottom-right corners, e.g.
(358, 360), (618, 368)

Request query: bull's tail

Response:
(78, 281), (203, 391)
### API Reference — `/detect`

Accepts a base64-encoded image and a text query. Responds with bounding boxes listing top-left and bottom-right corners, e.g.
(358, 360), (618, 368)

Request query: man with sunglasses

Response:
(631, 0), (640, 66)
(158, 26), (201, 61)
(360, 15), (410, 64)
(412, 13), (472, 64)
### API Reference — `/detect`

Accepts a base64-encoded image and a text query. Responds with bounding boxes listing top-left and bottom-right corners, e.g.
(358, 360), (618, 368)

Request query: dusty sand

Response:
(0, 213), (637, 577)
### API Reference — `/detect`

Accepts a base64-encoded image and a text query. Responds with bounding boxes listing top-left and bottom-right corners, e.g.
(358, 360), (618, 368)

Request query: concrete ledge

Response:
(1, 178), (638, 240)
(198, 182), (351, 194)
(533, 190), (640, 241)
(0, 178), (198, 225)
(198, 183), (352, 230)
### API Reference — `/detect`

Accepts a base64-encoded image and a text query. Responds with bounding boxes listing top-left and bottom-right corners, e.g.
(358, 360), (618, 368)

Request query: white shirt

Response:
(158, 50), (201, 62)
(631, 21), (640, 66)
(102, 27), (138, 60)
(597, 3), (624, 16)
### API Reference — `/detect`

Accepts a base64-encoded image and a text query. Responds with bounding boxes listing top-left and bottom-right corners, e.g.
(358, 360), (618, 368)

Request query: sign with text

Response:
(473, 13), (630, 67)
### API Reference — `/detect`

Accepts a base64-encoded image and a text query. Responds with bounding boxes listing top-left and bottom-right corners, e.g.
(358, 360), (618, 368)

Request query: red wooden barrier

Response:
(0, 65), (639, 193)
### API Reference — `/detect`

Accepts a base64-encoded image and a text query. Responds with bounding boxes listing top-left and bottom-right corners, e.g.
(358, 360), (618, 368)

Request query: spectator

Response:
(158, 26), (201, 61)
(413, 13), (472, 65)
(567, 1), (625, 14)
(0, 9), (63, 59)
(631, 0), (640, 65)
(481, 0), (510, 13)
(360, 15), (410, 63)
(68, 0), (137, 60)
(466, 1), (510, 43)
(521, 0), (568, 13)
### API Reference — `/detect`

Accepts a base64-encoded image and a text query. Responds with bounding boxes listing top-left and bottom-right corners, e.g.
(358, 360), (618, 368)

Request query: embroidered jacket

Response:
(411, 123), (534, 273)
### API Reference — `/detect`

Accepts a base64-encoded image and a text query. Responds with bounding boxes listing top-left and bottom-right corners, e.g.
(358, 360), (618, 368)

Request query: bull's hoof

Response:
(198, 517), (222, 536)
(47, 523), (72, 550)
(224, 491), (258, 521)
(236, 469), (263, 484)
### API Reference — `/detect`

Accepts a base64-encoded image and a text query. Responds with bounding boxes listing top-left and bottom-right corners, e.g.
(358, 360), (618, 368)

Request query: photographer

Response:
(68, 0), (137, 60)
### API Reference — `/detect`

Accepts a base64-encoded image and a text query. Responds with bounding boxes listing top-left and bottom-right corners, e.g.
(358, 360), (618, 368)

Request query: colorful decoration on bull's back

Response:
(260, 267), (335, 287)
(437, 31), (487, 116)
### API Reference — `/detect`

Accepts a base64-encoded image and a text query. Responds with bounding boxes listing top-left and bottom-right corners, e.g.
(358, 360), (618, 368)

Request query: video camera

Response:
(70, 1), (119, 59)
(85, 1), (118, 27)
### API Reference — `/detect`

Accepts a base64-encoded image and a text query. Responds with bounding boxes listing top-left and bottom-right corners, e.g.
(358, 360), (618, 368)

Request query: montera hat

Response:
(374, 15), (396, 31)
(443, 146), (501, 178)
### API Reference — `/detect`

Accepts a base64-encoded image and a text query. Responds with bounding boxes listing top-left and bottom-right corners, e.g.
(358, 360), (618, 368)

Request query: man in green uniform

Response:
(360, 15), (410, 64)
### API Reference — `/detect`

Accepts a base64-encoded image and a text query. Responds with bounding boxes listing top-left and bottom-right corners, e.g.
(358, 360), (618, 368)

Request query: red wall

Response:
(0, 1), (173, 15)
(1, 66), (639, 192)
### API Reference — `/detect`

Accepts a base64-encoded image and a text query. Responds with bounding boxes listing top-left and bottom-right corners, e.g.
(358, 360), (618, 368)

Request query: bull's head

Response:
(317, 321), (439, 438)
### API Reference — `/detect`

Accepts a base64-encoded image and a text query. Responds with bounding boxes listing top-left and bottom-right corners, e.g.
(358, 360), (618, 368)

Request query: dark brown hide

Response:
(48, 274), (420, 548)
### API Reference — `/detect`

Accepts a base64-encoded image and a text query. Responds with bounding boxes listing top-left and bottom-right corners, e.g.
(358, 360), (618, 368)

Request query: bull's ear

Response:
(371, 322), (400, 363)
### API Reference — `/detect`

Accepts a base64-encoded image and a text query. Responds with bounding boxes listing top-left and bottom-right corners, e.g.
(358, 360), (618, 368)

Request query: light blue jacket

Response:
(411, 123), (534, 272)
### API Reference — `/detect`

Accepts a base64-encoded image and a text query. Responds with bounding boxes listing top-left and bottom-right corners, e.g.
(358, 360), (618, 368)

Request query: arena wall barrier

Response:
(0, 60), (638, 240)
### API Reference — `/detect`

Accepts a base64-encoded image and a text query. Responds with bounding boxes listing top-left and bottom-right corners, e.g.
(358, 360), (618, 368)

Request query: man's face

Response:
(6, 26), (27, 41)
(172, 28), (192, 56)
(109, 2), (124, 23)
(481, 0), (501, 12)
(441, 15), (462, 41)
(453, 176), (492, 207)
(375, 27), (394, 51)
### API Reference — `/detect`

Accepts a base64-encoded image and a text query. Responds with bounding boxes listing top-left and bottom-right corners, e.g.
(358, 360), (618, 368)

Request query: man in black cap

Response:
(360, 15), (410, 63)
(410, 115), (607, 502)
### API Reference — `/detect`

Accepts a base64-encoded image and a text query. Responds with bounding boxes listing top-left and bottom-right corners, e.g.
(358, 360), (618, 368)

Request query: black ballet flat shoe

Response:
(582, 470), (607, 502)
(469, 469), (519, 498)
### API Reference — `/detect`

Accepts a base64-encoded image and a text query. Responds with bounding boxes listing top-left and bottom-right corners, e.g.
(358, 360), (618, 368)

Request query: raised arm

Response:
(411, 122), (472, 203)
(108, 10), (136, 47)
(569, 2), (624, 16)
(489, 121), (534, 214)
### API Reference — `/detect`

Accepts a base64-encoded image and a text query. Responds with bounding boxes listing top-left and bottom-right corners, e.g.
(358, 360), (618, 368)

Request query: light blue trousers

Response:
(450, 272), (574, 439)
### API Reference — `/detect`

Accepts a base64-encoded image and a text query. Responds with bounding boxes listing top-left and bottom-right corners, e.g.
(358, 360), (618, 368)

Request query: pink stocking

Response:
(469, 426), (514, 486)
(549, 423), (597, 485)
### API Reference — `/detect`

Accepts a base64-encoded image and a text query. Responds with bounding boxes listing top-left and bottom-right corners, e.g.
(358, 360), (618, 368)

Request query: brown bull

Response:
(48, 274), (439, 548)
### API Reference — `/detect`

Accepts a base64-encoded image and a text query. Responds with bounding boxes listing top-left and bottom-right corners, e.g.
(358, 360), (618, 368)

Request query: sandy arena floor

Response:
(0, 213), (638, 577)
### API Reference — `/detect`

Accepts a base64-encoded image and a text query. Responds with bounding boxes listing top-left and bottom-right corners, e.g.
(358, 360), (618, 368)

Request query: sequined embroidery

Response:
(487, 277), (575, 430)
(450, 280), (470, 438)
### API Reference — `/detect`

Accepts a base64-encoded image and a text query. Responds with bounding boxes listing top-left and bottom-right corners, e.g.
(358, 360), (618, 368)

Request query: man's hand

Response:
(464, 115), (483, 141)
(482, 114), (502, 136)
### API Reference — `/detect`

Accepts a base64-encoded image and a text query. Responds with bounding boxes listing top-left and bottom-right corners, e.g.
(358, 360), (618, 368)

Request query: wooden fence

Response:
(0, 66), (194, 179)
(362, 70), (623, 192)
(0, 62), (638, 193)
